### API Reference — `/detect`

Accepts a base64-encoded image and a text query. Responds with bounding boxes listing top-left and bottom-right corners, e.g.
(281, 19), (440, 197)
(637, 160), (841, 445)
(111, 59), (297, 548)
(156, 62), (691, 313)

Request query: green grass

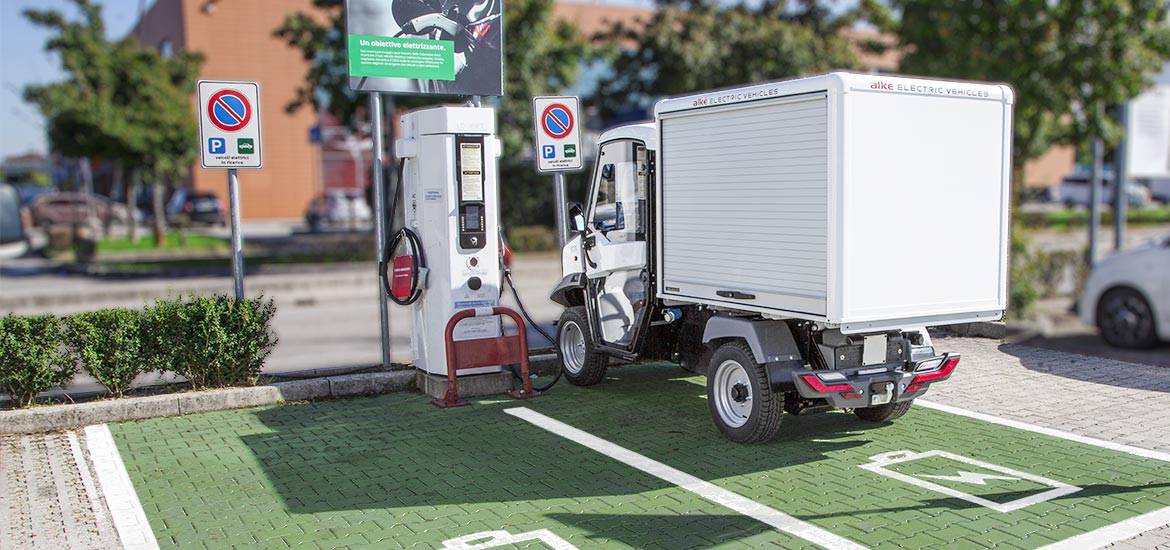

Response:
(96, 233), (229, 253)
(1020, 206), (1170, 229)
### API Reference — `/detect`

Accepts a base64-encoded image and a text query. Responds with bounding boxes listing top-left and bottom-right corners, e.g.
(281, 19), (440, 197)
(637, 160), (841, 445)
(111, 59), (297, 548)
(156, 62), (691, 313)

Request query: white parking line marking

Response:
(917, 400), (1170, 463)
(504, 407), (868, 550)
(1036, 506), (1170, 550)
(84, 424), (159, 550)
(918, 399), (1170, 548)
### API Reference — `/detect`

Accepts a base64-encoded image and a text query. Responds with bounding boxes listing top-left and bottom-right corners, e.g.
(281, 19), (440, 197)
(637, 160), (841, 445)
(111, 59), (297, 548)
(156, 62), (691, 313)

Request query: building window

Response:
(159, 39), (173, 59)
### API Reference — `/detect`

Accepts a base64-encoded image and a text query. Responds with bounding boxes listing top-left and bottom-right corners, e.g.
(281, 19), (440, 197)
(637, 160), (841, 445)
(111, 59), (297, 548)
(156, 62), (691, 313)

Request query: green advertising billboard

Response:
(345, 0), (503, 96)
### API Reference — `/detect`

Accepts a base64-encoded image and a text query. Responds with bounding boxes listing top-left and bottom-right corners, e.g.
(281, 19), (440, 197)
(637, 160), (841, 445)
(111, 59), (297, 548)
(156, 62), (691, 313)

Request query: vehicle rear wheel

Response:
(706, 341), (782, 444)
(1097, 287), (1159, 348)
(854, 400), (914, 423)
(557, 306), (608, 386)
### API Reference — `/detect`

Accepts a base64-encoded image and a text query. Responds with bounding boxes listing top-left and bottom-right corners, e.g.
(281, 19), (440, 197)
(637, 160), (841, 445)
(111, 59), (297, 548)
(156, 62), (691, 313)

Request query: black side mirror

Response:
(568, 202), (585, 234)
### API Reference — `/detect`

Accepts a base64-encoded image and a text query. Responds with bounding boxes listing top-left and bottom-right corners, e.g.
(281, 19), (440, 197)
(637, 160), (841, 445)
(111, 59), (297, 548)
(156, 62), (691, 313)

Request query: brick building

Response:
(133, 0), (324, 220)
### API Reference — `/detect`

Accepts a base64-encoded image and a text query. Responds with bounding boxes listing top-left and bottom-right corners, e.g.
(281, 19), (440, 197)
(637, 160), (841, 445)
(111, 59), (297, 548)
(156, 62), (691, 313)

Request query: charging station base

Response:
(415, 370), (513, 400)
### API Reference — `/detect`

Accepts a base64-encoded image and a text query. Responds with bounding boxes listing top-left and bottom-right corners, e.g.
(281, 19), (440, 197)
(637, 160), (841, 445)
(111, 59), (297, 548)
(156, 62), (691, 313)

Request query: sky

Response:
(0, 0), (148, 160)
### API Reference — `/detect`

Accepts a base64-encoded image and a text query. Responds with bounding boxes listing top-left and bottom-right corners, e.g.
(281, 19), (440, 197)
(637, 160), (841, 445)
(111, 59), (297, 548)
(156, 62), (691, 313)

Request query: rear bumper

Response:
(792, 353), (960, 408)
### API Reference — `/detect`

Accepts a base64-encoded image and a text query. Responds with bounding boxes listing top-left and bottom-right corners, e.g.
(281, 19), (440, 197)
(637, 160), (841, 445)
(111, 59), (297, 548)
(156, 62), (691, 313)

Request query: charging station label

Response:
(533, 96), (583, 173)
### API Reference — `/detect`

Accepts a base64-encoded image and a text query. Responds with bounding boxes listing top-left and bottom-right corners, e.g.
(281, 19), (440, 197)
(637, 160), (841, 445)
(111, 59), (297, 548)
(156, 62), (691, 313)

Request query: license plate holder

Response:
(870, 381), (894, 406)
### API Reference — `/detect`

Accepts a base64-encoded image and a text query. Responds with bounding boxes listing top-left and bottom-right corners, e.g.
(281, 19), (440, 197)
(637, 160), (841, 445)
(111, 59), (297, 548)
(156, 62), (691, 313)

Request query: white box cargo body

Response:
(654, 72), (1014, 333)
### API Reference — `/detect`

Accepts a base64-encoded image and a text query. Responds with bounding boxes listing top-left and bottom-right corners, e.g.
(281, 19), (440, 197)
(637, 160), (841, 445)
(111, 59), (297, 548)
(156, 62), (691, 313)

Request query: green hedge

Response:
(0, 295), (278, 408)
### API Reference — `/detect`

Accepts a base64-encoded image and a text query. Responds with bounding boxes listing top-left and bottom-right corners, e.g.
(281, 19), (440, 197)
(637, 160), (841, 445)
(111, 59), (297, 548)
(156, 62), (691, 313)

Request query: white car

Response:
(305, 189), (373, 231)
(1078, 233), (1170, 348)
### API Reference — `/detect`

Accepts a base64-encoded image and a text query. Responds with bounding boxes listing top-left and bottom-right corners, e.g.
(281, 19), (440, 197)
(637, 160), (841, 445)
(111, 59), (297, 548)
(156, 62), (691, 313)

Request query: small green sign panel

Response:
(237, 138), (254, 155)
(564, 144), (577, 158)
(347, 34), (455, 81)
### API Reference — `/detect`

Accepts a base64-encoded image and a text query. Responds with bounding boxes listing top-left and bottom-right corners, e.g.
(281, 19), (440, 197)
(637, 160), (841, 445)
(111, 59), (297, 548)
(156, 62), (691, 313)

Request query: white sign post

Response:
(532, 96), (582, 246)
(197, 80), (263, 299)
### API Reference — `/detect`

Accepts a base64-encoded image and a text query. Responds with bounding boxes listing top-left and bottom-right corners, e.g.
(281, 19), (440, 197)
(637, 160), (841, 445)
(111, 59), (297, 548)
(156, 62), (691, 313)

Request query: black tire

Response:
(556, 306), (608, 386)
(1096, 287), (1159, 349)
(854, 400), (914, 423)
(706, 341), (783, 444)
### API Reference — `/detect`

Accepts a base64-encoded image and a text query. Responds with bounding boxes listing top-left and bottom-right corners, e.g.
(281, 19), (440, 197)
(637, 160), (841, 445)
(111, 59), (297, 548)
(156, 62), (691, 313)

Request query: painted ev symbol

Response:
(860, 450), (1081, 513)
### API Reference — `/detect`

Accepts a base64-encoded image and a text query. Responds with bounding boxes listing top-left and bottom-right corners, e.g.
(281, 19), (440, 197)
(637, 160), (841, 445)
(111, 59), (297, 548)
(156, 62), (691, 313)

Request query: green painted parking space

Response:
(110, 364), (1170, 549)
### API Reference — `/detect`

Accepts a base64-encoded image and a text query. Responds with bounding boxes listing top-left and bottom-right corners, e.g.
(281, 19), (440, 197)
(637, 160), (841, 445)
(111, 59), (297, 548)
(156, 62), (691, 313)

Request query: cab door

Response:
(582, 139), (652, 350)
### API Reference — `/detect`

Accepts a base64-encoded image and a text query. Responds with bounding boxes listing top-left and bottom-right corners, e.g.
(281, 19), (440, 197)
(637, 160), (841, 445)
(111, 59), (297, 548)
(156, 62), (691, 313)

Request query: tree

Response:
(24, 0), (203, 245)
(888, 0), (1170, 177)
(884, 0), (1170, 315)
(596, 0), (873, 117)
(275, 0), (586, 229)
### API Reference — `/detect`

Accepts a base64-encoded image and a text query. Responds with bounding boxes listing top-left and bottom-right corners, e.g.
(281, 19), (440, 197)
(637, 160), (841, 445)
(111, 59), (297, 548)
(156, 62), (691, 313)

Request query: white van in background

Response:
(1057, 174), (1152, 208)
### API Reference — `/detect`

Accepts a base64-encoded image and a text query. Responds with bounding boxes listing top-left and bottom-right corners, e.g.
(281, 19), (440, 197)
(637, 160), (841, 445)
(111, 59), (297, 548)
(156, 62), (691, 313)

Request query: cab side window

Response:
(589, 140), (644, 243)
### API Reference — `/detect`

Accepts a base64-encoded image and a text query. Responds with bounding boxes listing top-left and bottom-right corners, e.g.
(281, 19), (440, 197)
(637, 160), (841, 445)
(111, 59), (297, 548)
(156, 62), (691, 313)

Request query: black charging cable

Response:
(501, 263), (562, 392)
(380, 160), (427, 306)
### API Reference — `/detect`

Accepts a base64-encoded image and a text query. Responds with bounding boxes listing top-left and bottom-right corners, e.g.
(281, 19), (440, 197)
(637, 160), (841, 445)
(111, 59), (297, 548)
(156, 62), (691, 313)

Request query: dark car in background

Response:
(171, 191), (226, 226)
(28, 192), (133, 229)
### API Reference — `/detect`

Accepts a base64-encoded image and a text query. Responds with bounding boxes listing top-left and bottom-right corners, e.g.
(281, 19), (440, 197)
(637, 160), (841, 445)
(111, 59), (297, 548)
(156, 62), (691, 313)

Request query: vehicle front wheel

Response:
(706, 341), (783, 444)
(854, 400), (914, 422)
(557, 306), (608, 386)
(1096, 287), (1159, 348)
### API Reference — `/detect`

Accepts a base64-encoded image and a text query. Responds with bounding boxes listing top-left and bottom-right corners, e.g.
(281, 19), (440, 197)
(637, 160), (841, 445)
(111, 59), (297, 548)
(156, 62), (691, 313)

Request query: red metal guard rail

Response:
(434, 306), (541, 408)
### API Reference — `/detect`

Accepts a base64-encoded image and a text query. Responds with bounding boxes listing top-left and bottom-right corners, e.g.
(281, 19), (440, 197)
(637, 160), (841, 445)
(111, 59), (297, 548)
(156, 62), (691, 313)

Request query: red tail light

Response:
(907, 355), (960, 392)
(799, 374), (852, 393)
(183, 202), (193, 213)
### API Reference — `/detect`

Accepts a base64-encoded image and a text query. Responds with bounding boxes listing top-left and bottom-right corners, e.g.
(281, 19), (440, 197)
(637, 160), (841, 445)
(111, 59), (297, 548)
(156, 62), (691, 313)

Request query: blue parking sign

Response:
(208, 137), (226, 154)
(541, 145), (556, 159)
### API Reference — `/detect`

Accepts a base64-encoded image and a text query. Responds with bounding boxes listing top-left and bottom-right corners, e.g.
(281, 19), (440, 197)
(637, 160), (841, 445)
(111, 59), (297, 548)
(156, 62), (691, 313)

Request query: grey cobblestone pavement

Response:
(2, 336), (1168, 548)
(0, 430), (119, 549)
(932, 336), (1170, 549)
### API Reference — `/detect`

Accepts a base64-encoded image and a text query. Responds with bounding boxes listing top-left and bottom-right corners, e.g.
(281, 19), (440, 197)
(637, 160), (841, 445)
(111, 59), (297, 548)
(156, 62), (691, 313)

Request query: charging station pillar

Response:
(395, 106), (511, 395)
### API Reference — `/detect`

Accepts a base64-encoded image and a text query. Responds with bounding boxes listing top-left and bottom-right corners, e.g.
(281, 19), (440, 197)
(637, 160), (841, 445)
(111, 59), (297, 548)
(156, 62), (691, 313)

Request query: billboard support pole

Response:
(371, 92), (391, 368)
(1088, 136), (1104, 265)
(1114, 103), (1129, 251)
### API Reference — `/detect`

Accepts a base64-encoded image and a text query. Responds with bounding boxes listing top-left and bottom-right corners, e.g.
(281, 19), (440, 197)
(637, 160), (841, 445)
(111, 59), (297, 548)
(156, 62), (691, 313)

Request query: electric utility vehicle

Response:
(549, 73), (1014, 443)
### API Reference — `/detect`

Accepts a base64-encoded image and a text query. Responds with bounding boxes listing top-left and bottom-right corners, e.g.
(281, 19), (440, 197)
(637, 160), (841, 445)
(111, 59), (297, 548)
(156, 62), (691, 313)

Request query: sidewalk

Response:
(3, 337), (1169, 549)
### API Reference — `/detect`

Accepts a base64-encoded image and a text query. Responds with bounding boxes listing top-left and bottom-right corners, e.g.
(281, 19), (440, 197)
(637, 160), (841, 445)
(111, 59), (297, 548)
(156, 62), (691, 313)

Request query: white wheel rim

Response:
(560, 321), (587, 375)
(713, 359), (752, 428)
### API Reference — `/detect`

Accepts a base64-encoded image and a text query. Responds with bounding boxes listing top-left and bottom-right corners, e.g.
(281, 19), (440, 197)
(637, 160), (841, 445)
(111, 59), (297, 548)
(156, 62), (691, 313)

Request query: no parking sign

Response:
(197, 80), (263, 169)
(532, 96), (582, 172)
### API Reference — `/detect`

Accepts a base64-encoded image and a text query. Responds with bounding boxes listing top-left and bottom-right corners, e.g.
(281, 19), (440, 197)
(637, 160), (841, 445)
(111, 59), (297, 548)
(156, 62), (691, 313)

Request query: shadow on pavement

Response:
(1015, 334), (1170, 369)
(1001, 342), (1170, 394)
(241, 363), (884, 517)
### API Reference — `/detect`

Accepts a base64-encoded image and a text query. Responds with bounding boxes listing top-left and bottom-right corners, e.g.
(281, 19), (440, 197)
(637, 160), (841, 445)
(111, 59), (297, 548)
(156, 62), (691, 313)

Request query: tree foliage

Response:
(23, 0), (203, 244)
(888, 0), (1170, 166)
(596, 0), (876, 115)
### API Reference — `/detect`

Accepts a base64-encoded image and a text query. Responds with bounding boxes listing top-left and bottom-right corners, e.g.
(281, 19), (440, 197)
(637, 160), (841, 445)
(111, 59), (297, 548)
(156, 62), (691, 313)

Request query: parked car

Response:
(1077, 233), (1170, 348)
(28, 192), (132, 229)
(1140, 177), (1170, 205)
(305, 189), (373, 231)
(172, 191), (226, 225)
(1057, 175), (1152, 209)
(0, 183), (29, 259)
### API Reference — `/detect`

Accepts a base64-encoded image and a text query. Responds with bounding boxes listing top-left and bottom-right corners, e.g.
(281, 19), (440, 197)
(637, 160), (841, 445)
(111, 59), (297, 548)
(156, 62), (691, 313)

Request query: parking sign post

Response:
(197, 80), (263, 300)
(228, 169), (244, 298)
(532, 96), (583, 247)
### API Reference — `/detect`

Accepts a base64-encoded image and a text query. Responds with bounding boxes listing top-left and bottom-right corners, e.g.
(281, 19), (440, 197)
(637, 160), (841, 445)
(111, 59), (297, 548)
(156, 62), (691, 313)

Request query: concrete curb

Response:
(0, 370), (415, 435)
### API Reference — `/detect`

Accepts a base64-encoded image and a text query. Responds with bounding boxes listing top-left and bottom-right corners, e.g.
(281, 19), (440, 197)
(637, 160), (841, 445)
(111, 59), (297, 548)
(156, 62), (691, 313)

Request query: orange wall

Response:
(182, 0), (324, 220)
(137, 0), (324, 220)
